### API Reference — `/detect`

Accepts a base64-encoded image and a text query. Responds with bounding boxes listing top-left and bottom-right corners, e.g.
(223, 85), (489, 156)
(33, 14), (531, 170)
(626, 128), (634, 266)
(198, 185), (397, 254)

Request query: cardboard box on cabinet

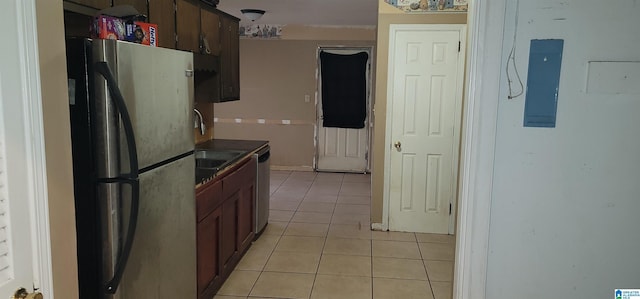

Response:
(125, 22), (158, 47)
(92, 15), (126, 40)
(92, 15), (158, 47)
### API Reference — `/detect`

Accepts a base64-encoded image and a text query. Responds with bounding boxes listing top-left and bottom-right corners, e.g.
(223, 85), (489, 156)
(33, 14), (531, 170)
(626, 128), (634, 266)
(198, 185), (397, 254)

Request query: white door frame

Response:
(453, 0), (507, 298)
(314, 46), (374, 172)
(2, 0), (54, 296)
(383, 24), (466, 235)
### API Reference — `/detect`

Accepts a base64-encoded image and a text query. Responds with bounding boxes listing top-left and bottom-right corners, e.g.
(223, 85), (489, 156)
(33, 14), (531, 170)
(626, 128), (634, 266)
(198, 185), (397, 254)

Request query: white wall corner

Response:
(453, 0), (506, 299)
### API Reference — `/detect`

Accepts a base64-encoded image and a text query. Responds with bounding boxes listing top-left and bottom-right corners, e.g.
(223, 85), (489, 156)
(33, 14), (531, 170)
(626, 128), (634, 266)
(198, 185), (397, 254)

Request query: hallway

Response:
(215, 171), (454, 299)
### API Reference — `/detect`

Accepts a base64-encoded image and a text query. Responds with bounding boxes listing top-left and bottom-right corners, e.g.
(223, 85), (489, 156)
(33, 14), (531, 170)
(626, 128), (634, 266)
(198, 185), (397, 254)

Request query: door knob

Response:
(394, 141), (402, 151)
(12, 288), (43, 299)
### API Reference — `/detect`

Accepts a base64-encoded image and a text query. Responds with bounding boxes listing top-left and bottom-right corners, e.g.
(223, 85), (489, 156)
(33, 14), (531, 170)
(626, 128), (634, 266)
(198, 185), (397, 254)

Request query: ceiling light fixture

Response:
(240, 9), (265, 22)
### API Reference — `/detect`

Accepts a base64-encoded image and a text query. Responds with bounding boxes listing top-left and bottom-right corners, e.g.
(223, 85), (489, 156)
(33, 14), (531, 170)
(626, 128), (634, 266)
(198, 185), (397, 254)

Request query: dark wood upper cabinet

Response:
(220, 15), (240, 101)
(68, 0), (111, 9)
(148, 0), (176, 49)
(200, 8), (221, 55)
(113, 0), (147, 16)
(176, 0), (201, 52)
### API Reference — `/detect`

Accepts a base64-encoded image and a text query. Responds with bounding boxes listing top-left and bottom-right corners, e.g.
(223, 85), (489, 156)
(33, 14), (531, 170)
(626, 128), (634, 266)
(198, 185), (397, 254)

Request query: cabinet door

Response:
(114, 0), (148, 16)
(200, 8), (221, 55)
(236, 160), (256, 253)
(148, 0), (176, 49)
(220, 15), (240, 100)
(197, 206), (222, 299)
(220, 192), (238, 274)
(70, 0), (111, 9)
(176, 0), (200, 52)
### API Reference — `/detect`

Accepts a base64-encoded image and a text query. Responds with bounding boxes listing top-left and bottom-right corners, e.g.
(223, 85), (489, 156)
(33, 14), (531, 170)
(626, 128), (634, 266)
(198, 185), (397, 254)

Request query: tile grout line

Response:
(244, 171), (292, 298)
(370, 232), (374, 299)
(308, 172), (341, 299)
(416, 234), (437, 299)
(290, 172), (318, 299)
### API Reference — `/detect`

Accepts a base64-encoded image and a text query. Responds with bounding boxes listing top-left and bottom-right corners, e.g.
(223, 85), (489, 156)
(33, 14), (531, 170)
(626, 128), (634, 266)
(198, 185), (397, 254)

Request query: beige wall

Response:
(214, 36), (376, 169)
(371, 0), (466, 223)
(282, 25), (376, 41)
(36, 0), (80, 297)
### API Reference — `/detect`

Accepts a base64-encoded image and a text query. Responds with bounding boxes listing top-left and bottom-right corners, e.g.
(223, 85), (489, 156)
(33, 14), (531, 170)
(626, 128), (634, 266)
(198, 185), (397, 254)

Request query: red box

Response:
(92, 15), (126, 40)
(125, 22), (158, 47)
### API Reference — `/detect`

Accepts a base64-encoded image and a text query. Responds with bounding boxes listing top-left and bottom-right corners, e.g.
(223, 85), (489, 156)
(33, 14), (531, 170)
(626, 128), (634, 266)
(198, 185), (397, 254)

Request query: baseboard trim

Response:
(371, 223), (387, 231)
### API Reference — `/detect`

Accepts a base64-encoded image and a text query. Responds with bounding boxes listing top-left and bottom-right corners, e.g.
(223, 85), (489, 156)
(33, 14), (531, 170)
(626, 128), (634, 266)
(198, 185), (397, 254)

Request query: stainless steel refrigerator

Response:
(67, 38), (196, 298)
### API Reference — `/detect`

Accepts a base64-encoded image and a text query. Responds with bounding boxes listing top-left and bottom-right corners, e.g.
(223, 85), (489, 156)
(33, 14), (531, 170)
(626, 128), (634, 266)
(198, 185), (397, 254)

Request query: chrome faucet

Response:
(193, 108), (206, 135)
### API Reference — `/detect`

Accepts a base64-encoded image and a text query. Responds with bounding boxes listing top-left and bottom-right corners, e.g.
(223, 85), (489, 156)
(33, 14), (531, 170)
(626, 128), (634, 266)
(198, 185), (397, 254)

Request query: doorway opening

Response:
(314, 47), (373, 173)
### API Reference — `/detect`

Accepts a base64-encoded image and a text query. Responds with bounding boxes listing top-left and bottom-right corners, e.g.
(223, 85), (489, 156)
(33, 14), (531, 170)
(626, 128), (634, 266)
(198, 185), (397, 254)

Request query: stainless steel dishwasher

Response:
(254, 145), (270, 235)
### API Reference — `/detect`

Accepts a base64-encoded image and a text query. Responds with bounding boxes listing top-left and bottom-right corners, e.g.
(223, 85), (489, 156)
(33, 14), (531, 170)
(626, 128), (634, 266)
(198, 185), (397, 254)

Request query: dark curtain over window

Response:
(320, 51), (368, 129)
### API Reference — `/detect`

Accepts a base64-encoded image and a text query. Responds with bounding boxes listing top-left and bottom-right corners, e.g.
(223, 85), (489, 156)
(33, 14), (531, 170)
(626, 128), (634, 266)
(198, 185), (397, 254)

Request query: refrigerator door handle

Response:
(94, 61), (139, 178)
(94, 61), (141, 294)
(96, 177), (139, 294)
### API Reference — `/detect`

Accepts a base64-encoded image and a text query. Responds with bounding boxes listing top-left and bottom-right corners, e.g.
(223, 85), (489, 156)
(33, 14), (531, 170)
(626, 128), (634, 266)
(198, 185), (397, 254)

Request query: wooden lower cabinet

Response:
(220, 192), (238, 275)
(236, 166), (255, 254)
(197, 206), (221, 297)
(196, 180), (222, 299)
(196, 157), (256, 298)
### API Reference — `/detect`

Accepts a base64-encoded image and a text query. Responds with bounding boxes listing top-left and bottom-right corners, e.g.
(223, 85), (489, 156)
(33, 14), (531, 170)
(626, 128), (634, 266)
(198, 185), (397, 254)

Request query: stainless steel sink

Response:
(194, 149), (246, 171)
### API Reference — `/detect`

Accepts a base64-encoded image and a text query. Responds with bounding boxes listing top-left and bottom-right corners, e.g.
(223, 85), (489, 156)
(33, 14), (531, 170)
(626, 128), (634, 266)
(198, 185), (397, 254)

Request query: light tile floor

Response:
(214, 171), (455, 299)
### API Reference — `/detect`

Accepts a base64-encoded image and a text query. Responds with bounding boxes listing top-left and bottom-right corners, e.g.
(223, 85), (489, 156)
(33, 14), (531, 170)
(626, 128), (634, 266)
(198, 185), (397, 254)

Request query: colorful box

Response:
(125, 21), (158, 47)
(92, 15), (126, 41)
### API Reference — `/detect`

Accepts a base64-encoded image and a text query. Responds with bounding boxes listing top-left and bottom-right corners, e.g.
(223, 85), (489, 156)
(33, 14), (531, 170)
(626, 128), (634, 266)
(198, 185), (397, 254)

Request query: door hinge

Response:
(174, 3), (177, 12)
(449, 203), (452, 215)
(458, 41), (461, 52)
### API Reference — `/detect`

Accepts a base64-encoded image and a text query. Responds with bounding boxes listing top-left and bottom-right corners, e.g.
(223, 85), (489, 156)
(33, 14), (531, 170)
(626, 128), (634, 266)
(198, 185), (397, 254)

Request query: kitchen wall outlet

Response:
(234, 118), (242, 123)
(304, 95), (310, 103)
(213, 117), (219, 123)
(282, 119), (291, 125)
(257, 119), (266, 124)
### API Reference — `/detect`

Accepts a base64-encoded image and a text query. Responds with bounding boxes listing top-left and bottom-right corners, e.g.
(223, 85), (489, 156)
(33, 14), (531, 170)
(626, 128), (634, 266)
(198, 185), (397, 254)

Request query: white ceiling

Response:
(216, 0), (379, 26)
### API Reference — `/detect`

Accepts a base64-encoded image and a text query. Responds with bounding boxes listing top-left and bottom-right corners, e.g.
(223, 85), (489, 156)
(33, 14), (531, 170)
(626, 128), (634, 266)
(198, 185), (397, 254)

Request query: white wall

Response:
(487, 0), (640, 297)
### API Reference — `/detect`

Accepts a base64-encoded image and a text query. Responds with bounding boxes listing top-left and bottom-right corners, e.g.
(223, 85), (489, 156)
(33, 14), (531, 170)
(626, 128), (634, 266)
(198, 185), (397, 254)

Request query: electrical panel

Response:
(523, 39), (564, 128)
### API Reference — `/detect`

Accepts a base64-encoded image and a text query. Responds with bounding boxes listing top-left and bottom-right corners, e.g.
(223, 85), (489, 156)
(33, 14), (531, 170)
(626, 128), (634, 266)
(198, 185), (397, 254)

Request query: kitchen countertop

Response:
(196, 139), (268, 152)
(195, 139), (269, 187)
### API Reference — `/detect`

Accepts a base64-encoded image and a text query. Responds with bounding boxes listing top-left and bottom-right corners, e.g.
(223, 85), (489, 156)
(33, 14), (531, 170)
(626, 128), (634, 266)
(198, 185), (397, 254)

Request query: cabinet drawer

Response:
(222, 158), (255, 198)
(196, 179), (222, 222)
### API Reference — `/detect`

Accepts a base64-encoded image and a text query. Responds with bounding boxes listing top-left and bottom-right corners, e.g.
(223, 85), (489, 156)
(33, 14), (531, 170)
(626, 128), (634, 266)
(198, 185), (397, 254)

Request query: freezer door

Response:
(94, 39), (195, 170)
(116, 155), (197, 298)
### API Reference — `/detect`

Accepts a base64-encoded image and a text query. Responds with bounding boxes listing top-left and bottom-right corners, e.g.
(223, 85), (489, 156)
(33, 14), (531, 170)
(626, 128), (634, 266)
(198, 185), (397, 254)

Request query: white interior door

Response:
(0, 113), (35, 297)
(316, 48), (372, 173)
(386, 24), (466, 234)
(0, 0), (51, 297)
